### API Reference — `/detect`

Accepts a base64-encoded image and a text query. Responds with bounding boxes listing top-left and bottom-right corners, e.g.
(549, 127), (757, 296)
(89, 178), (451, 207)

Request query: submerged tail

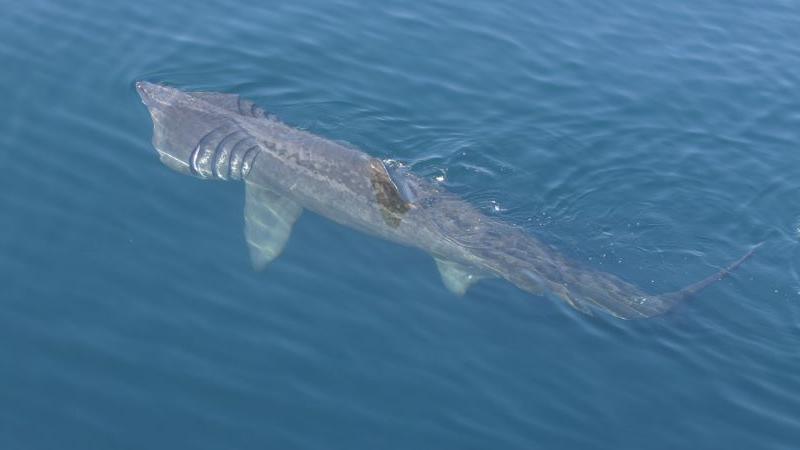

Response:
(653, 241), (763, 314)
(531, 242), (764, 320)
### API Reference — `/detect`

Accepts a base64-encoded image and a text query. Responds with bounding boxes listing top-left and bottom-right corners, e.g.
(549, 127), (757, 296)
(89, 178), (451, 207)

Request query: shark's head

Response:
(137, 81), (261, 181)
(135, 81), (179, 107)
(136, 81), (198, 175)
(137, 81), (224, 177)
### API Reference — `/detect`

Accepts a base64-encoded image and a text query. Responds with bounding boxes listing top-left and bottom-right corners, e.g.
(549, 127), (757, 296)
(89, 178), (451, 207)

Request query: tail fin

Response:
(654, 241), (763, 315)
(504, 240), (761, 320)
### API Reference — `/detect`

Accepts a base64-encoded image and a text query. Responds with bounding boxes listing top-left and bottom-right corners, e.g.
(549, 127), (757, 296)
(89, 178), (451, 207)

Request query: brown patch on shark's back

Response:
(369, 158), (411, 227)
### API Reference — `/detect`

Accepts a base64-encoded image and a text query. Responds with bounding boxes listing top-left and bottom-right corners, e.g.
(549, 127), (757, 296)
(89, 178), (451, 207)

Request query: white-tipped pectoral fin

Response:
(244, 182), (302, 270)
(434, 258), (483, 296)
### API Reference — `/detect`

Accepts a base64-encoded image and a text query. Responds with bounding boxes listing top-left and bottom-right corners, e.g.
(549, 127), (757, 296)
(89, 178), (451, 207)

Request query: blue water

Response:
(2, 0), (800, 448)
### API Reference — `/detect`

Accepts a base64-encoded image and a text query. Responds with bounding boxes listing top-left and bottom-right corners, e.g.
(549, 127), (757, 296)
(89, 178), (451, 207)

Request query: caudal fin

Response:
(654, 241), (763, 315)
(501, 239), (761, 320)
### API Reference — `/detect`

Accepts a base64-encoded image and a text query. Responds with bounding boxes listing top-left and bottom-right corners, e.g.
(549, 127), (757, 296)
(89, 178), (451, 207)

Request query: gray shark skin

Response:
(135, 81), (759, 320)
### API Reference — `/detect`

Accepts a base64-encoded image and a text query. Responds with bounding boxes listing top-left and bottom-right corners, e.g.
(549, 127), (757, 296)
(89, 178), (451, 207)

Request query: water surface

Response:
(1, 0), (799, 449)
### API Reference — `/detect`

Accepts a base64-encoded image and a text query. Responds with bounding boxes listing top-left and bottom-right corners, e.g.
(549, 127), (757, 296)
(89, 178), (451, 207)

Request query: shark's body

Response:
(136, 81), (757, 319)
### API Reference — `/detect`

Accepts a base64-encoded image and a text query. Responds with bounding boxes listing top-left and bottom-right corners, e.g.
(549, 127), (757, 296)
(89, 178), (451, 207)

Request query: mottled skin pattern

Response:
(136, 82), (757, 320)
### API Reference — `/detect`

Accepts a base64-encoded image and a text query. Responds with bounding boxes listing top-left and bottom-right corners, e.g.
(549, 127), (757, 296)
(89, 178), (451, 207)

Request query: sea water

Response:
(1, 0), (799, 448)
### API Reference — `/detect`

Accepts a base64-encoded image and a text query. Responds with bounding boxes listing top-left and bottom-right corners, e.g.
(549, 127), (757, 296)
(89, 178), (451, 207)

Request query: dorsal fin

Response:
(369, 158), (411, 228)
(188, 91), (267, 119)
(384, 161), (418, 203)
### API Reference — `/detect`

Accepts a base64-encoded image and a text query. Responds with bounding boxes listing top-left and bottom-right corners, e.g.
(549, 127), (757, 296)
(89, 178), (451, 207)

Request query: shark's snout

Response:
(135, 80), (147, 95)
(135, 81), (178, 107)
(135, 81), (192, 174)
(135, 81), (158, 105)
(137, 82), (249, 178)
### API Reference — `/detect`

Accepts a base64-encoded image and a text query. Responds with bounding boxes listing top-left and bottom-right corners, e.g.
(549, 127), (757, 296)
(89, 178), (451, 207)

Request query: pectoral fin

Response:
(244, 182), (302, 270)
(434, 258), (482, 296)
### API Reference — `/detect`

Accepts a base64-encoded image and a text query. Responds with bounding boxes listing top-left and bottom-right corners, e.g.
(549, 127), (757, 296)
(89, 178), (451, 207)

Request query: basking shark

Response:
(135, 81), (758, 319)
